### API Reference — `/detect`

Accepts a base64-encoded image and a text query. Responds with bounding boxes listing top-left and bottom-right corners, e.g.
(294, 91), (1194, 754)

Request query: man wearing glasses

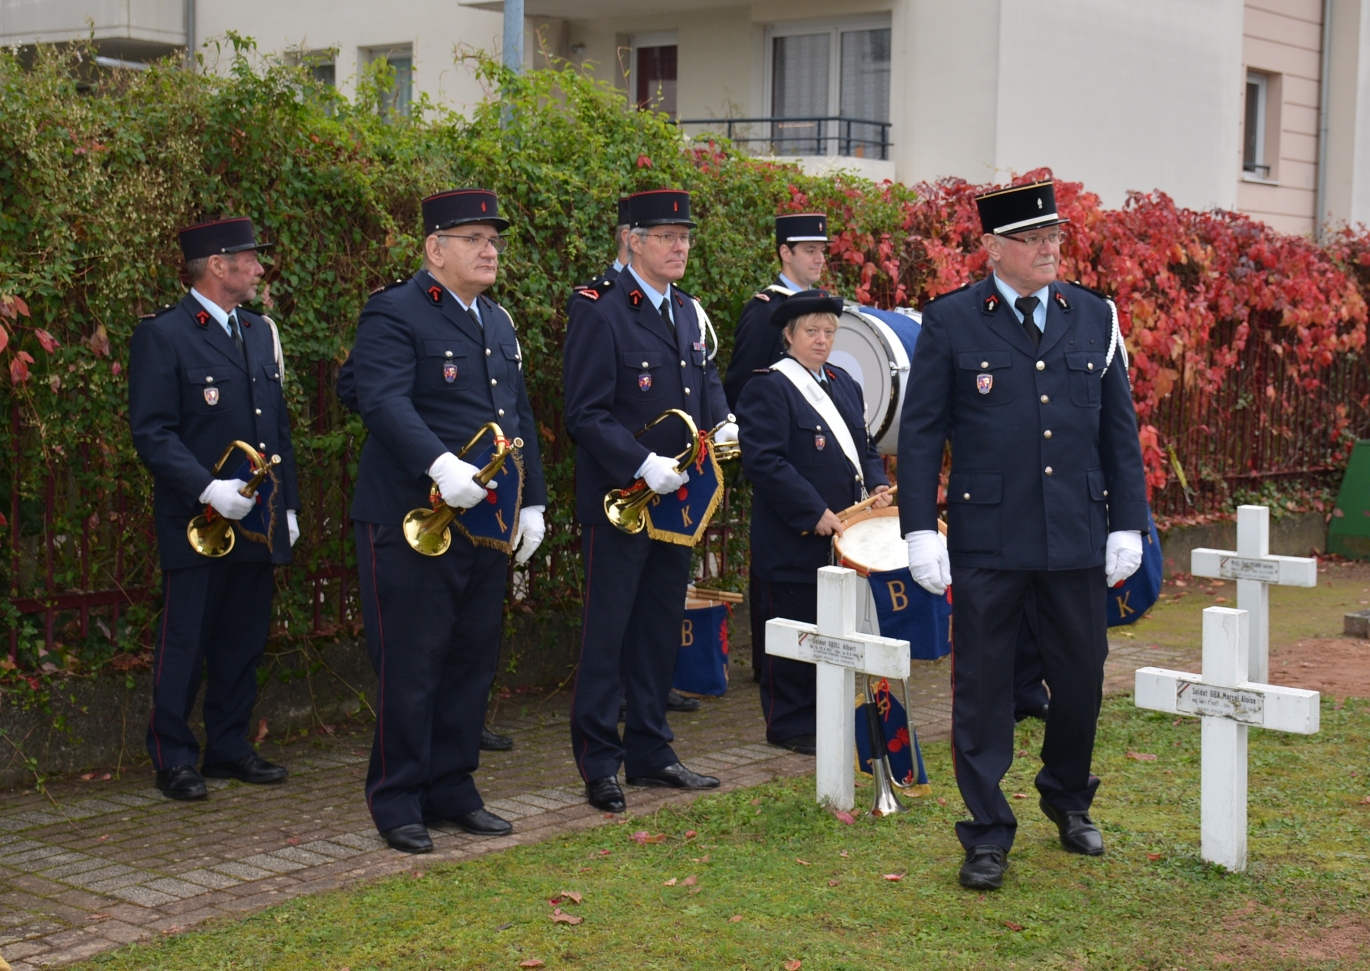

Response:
(346, 189), (547, 853)
(563, 189), (736, 814)
(897, 180), (1147, 890)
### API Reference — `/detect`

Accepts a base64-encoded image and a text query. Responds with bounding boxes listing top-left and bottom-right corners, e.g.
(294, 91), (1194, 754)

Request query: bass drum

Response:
(828, 305), (923, 455)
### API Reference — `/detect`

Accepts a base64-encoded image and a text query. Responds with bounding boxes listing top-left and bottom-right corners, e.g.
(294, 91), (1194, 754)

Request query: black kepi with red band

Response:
(974, 180), (1068, 237)
(627, 189), (696, 228)
(178, 217), (273, 261)
(421, 189), (510, 233)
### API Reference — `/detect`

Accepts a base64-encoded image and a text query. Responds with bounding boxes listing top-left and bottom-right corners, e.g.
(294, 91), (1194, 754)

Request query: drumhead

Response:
(829, 306), (922, 455)
(833, 507), (907, 576)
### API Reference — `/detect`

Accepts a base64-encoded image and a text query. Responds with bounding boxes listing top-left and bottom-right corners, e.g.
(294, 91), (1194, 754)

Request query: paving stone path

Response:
(0, 639), (1189, 968)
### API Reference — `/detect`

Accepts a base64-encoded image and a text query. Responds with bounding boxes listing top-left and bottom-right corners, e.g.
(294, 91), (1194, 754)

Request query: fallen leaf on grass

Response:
(599, 850), (611, 856)
(79, 772), (96, 781)
(785, 960), (802, 970)
(839, 851), (848, 858)
(549, 908), (583, 925)
(936, 797), (947, 806)
(682, 875), (698, 887)
(684, 830), (697, 838)
(727, 914), (743, 923)
(1004, 921), (1024, 932)
(555, 890), (582, 905)
(828, 879), (839, 887)
(496, 923), (513, 930)
(663, 878), (677, 887)
(1213, 597), (1228, 603)
(1146, 853), (1163, 861)
(99, 773), (111, 781)
(750, 798), (761, 805)
(631, 831), (666, 844)
(833, 810), (855, 825)
(519, 960), (546, 968)
(796, 858), (811, 866)
(96, 835), (109, 842)
(1011, 793), (1028, 800)
(690, 854), (711, 863)
(883, 873), (905, 882)
(689, 886), (702, 895)
(254, 718), (269, 744)
(1126, 752), (1158, 761)
(1360, 796), (1370, 805)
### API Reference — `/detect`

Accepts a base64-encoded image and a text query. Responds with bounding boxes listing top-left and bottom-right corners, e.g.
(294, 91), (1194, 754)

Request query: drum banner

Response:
(228, 459), (278, 548)
(453, 443), (526, 555)
(867, 568), (952, 661)
(855, 679), (931, 795)
(1108, 506), (1162, 627)
(645, 439), (723, 547)
(672, 602), (730, 696)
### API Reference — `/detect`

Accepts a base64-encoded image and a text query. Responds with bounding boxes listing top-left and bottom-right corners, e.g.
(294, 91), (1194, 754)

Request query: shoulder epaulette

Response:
(753, 292), (771, 302)
(1066, 280), (1110, 301)
(369, 279), (405, 296)
(139, 303), (176, 321)
(752, 367), (774, 374)
(575, 277), (614, 301)
(924, 281), (973, 305)
(673, 286), (695, 301)
(764, 284), (797, 298)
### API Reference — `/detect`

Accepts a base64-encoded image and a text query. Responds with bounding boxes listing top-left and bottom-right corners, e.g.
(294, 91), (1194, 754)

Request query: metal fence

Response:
(677, 116), (892, 161)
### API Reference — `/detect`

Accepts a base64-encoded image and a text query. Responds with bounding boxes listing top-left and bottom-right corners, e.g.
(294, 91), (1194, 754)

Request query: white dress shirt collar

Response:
(189, 288), (235, 337)
(992, 273), (1049, 332)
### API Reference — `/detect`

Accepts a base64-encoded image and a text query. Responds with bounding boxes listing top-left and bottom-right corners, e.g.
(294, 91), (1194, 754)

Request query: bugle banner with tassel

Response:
(451, 438), (525, 554)
(855, 677), (931, 797)
(644, 416), (738, 547)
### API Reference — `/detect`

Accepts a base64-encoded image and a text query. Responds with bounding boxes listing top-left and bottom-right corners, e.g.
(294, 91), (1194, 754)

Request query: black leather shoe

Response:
(667, 690), (702, 712)
(480, 727), (515, 752)
(1015, 704), (1049, 723)
(451, 808), (513, 837)
(586, 776), (626, 813)
(1040, 797), (1105, 855)
(626, 762), (720, 789)
(772, 734), (817, 756)
(381, 823), (433, 854)
(959, 845), (1008, 889)
(202, 752), (288, 784)
(156, 764), (208, 801)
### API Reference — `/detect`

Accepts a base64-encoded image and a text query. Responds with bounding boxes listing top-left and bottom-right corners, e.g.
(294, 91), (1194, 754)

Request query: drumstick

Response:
(686, 585), (745, 604)
(837, 485), (898, 521)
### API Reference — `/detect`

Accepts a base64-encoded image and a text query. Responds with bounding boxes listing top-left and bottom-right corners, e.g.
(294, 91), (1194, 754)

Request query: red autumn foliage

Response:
(827, 169), (1370, 523)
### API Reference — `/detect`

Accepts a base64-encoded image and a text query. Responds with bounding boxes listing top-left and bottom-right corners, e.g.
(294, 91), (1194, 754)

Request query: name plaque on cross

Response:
(765, 567), (911, 811)
(1175, 682), (1265, 725)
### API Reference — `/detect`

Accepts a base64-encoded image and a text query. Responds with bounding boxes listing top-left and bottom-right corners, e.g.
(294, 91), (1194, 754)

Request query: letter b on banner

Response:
(886, 580), (909, 612)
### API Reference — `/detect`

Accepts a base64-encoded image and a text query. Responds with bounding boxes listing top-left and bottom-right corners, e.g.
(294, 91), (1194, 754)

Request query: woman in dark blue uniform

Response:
(737, 291), (890, 753)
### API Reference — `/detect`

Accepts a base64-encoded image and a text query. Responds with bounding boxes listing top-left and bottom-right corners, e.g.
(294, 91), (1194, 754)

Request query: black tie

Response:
(227, 311), (245, 361)
(1015, 296), (1041, 348)
(658, 297), (676, 339)
(466, 306), (483, 332)
(817, 373), (833, 399)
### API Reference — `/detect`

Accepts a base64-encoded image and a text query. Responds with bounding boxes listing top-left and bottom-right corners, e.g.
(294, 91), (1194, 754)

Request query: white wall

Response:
(0, 0), (184, 47)
(194, 0), (505, 114)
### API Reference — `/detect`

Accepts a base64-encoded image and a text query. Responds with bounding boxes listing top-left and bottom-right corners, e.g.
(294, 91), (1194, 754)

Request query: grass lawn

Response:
(78, 697), (1370, 971)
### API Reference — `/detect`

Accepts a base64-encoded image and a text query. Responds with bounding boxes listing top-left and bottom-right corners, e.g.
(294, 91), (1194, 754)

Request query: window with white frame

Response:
(767, 17), (891, 158)
(1244, 70), (1270, 178)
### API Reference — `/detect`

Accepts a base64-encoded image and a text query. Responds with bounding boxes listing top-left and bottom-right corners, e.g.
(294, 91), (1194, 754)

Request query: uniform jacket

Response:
(563, 274), (729, 527)
(739, 360), (888, 582)
(346, 270), (547, 525)
(723, 279), (793, 410)
(897, 276), (1147, 571)
(129, 294), (300, 571)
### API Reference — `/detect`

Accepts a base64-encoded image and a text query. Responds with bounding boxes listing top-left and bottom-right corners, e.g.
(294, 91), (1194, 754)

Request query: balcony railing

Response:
(676, 116), (892, 161)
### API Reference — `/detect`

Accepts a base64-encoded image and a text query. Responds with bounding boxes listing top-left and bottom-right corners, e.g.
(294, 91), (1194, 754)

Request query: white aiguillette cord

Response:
(770, 357), (863, 482)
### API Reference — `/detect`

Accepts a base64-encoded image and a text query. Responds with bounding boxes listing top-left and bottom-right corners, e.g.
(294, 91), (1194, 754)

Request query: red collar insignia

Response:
(427, 285), (443, 304)
(983, 294), (999, 313)
(629, 289), (643, 307)
(1054, 291), (1070, 310)
(194, 310), (210, 327)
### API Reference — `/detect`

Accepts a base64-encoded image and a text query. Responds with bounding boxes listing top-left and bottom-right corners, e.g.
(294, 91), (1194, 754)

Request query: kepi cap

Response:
(776, 212), (828, 248)
(772, 289), (844, 329)
(975, 180), (1068, 236)
(422, 189), (510, 233)
(628, 189), (696, 228)
(617, 196), (632, 226)
(178, 217), (272, 262)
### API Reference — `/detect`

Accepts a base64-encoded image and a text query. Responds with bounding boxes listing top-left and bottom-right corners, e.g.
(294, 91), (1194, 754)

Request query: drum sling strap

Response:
(771, 357), (864, 487)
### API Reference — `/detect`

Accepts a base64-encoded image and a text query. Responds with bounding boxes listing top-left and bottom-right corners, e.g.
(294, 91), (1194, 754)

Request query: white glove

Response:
(905, 529), (951, 595)
(512, 505), (546, 565)
(287, 509), (300, 547)
(636, 452), (689, 495)
(199, 478), (255, 521)
(1105, 530), (1144, 587)
(713, 421), (739, 445)
(429, 451), (491, 509)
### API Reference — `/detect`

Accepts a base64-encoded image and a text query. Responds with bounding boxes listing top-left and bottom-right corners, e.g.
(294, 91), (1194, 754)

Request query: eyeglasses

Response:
(1003, 231), (1066, 248)
(436, 233), (510, 253)
(641, 232), (696, 247)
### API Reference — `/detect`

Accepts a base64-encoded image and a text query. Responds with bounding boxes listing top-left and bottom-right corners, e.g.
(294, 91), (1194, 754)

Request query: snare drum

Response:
(833, 506), (907, 576)
(828, 306), (923, 455)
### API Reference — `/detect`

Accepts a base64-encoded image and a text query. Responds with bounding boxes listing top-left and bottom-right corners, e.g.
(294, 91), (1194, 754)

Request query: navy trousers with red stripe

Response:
(146, 561), (274, 770)
(355, 522), (508, 832)
(750, 577), (818, 744)
(949, 565), (1108, 852)
(570, 525), (691, 782)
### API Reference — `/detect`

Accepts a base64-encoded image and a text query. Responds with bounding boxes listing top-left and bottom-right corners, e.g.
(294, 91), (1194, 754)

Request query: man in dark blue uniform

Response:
(897, 181), (1146, 889)
(347, 189), (547, 853)
(723, 212), (829, 410)
(129, 217), (299, 801)
(563, 189), (735, 814)
(738, 290), (889, 753)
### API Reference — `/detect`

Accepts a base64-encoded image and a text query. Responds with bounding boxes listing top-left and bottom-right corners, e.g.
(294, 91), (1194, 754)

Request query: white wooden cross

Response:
(1135, 606), (1319, 871)
(1191, 504), (1317, 683)
(765, 566), (910, 811)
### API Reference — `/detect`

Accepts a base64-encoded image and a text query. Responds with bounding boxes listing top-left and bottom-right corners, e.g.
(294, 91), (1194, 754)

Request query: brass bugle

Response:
(865, 677), (908, 817)
(704, 413), (741, 463)
(187, 441), (282, 558)
(402, 422), (518, 556)
(604, 408), (700, 535)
